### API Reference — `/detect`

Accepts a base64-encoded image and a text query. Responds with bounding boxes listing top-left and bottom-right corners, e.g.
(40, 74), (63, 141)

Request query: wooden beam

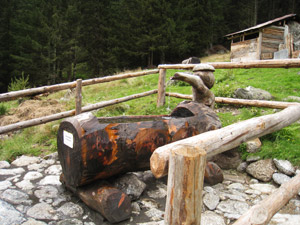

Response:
(233, 172), (300, 225)
(150, 105), (300, 178)
(0, 69), (159, 102)
(0, 90), (158, 134)
(165, 145), (206, 225)
(165, 92), (299, 109)
(158, 59), (300, 70)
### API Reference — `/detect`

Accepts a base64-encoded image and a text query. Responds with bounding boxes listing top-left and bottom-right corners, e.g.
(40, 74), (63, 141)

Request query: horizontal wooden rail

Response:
(0, 90), (158, 134)
(0, 69), (159, 102)
(158, 59), (300, 70)
(166, 92), (300, 109)
(150, 104), (300, 178)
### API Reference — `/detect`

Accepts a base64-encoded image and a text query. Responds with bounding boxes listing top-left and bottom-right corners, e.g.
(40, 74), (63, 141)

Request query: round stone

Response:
(272, 173), (291, 185)
(0, 168), (25, 176)
(57, 219), (83, 225)
(273, 159), (295, 176)
(203, 191), (220, 210)
(24, 171), (43, 181)
(16, 180), (34, 191)
(0, 180), (12, 191)
(34, 186), (59, 199)
(201, 211), (225, 225)
(250, 183), (276, 194)
(39, 175), (61, 186)
(26, 203), (58, 220)
(11, 156), (40, 167)
(0, 189), (30, 205)
(45, 165), (62, 175)
(0, 199), (26, 225)
(0, 161), (10, 169)
(57, 202), (84, 218)
(227, 183), (245, 191)
(21, 218), (47, 225)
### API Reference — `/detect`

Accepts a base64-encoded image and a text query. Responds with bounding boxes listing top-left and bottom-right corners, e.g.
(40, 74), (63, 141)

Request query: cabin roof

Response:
(225, 14), (298, 38)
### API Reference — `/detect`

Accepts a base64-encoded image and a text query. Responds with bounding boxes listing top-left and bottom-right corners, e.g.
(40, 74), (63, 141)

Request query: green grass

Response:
(1, 65), (300, 165)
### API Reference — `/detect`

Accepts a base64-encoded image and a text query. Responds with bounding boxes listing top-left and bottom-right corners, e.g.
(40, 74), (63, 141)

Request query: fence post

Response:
(157, 68), (166, 107)
(75, 79), (82, 115)
(165, 144), (206, 225)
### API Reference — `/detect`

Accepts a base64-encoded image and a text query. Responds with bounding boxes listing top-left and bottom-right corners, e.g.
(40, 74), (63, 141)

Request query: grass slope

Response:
(1, 56), (300, 165)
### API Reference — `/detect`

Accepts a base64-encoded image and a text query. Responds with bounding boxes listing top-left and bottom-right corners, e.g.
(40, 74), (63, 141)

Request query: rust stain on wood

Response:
(118, 193), (126, 208)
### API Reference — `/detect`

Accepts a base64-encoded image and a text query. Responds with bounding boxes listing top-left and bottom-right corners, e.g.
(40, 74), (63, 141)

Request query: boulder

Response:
(246, 138), (261, 153)
(273, 159), (295, 176)
(246, 159), (276, 182)
(234, 86), (273, 100)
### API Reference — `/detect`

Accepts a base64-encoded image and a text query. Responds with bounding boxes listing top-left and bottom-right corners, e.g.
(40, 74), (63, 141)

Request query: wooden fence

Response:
(1, 59), (299, 134)
(1, 59), (300, 224)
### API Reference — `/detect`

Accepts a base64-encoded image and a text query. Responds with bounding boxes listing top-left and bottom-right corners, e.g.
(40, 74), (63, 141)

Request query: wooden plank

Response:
(262, 33), (284, 41)
(261, 41), (281, 49)
(165, 145), (206, 225)
(150, 105), (300, 178)
(261, 46), (278, 53)
(233, 172), (300, 225)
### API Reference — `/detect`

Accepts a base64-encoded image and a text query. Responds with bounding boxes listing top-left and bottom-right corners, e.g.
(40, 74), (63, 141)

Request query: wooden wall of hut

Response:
(260, 26), (284, 59)
(230, 38), (259, 62)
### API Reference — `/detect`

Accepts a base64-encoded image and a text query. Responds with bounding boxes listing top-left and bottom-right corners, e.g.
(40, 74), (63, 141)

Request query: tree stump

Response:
(165, 144), (206, 225)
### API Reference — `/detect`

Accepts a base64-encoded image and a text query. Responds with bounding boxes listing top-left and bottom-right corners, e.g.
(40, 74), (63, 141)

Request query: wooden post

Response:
(233, 172), (300, 225)
(75, 79), (82, 115)
(257, 31), (262, 60)
(165, 144), (206, 225)
(157, 68), (166, 107)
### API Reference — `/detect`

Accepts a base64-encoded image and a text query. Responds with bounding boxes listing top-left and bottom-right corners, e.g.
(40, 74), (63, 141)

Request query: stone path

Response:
(0, 154), (300, 225)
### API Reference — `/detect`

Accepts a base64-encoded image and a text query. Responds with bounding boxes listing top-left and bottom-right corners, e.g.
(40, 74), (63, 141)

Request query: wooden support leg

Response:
(165, 144), (206, 225)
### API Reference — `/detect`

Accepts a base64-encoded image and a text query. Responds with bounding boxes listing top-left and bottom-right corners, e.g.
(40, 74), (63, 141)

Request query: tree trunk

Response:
(150, 105), (300, 178)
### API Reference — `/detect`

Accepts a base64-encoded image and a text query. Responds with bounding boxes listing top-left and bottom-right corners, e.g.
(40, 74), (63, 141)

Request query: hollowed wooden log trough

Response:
(57, 64), (223, 223)
(58, 101), (221, 187)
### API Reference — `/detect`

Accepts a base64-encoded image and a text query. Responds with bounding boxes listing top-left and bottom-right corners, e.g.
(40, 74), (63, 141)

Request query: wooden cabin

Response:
(225, 14), (300, 62)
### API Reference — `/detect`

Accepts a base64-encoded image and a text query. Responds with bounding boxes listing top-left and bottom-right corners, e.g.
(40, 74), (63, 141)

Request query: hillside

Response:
(0, 54), (300, 165)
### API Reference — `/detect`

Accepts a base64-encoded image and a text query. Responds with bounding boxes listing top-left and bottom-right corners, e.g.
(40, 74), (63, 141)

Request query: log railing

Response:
(0, 69), (159, 102)
(150, 104), (300, 224)
(156, 59), (300, 107)
(0, 90), (158, 134)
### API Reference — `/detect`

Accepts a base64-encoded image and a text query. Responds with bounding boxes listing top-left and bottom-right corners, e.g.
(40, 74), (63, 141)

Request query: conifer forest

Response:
(0, 0), (299, 93)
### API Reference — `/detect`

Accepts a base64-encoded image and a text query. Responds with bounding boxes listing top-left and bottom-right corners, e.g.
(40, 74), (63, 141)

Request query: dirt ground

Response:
(0, 99), (65, 126)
